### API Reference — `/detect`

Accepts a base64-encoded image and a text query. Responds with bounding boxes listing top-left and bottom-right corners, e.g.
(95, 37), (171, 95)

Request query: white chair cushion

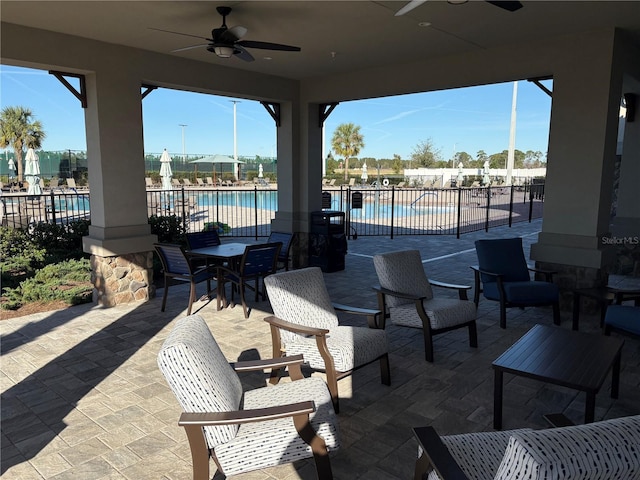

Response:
(424, 429), (532, 480)
(215, 376), (340, 476)
(494, 415), (640, 480)
(284, 325), (389, 372)
(157, 315), (243, 448)
(373, 250), (434, 307)
(391, 297), (476, 330)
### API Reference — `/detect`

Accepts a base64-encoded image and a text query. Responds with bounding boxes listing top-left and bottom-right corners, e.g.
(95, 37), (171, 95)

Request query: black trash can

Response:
(309, 211), (347, 272)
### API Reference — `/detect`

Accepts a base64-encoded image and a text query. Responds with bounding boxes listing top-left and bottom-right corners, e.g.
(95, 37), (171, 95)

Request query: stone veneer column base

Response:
(90, 251), (155, 307)
(535, 260), (608, 314)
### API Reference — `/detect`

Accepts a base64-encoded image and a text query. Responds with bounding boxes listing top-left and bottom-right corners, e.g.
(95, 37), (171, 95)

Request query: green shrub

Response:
(2, 258), (93, 310)
(149, 214), (187, 244)
(0, 227), (47, 289)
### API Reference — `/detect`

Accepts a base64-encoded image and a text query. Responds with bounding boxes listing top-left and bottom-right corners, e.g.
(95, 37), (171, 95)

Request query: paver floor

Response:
(2, 219), (639, 479)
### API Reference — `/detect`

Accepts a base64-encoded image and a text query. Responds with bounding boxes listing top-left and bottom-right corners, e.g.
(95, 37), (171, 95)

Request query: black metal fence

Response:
(1, 184), (544, 238)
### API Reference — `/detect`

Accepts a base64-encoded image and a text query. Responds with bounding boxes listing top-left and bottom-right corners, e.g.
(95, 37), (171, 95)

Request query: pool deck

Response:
(2, 219), (639, 479)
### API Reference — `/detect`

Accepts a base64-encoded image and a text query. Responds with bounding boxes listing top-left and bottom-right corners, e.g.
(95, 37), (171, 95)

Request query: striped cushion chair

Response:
(264, 267), (390, 413)
(373, 250), (477, 362)
(414, 415), (640, 480)
(158, 315), (340, 480)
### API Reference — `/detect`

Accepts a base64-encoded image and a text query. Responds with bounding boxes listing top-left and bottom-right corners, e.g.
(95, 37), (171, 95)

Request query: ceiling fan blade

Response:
(171, 44), (209, 53)
(237, 40), (301, 52)
(395, 0), (427, 17)
(233, 45), (255, 62)
(149, 27), (212, 42)
(486, 1), (523, 12)
(228, 25), (247, 39)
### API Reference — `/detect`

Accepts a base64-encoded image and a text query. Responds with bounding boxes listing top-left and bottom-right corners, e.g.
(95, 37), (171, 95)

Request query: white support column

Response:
(81, 69), (156, 306)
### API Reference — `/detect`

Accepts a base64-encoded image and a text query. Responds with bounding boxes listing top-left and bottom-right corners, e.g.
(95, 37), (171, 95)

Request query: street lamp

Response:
(230, 100), (240, 179)
(179, 124), (187, 163)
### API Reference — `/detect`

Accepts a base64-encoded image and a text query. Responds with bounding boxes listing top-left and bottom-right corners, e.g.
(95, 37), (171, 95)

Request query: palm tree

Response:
(331, 123), (365, 182)
(0, 106), (46, 181)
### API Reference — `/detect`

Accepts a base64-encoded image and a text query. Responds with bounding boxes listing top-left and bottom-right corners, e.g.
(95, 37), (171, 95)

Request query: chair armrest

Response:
(179, 401), (315, 427)
(413, 426), (470, 480)
(527, 266), (556, 282)
(332, 302), (383, 329)
(543, 413), (575, 428)
(373, 285), (427, 302)
(429, 280), (472, 301)
(264, 315), (330, 337)
(469, 265), (504, 280)
(231, 354), (305, 372)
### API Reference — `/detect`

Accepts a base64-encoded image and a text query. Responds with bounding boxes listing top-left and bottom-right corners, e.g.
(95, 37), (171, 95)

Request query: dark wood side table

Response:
(492, 324), (623, 430)
(572, 287), (640, 331)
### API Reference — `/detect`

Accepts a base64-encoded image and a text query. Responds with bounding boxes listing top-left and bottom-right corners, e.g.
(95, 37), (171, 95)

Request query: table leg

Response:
(493, 369), (503, 430)
(611, 350), (621, 399)
(572, 292), (581, 331)
(585, 392), (595, 424)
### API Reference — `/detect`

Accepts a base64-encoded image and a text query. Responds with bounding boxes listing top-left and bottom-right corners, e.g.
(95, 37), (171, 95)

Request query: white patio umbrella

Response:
(457, 162), (464, 185)
(24, 148), (42, 195)
(8, 158), (16, 180)
(482, 160), (491, 186)
(159, 149), (173, 190)
(258, 164), (264, 178)
(361, 162), (368, 183)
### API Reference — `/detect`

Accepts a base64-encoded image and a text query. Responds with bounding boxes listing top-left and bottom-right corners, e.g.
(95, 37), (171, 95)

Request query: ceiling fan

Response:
(395, 0), (523, 17)
(151, 6), (301, 62)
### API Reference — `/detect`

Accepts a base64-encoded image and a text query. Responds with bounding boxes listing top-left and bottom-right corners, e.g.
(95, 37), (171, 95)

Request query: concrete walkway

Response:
(2, 219), (639, 479)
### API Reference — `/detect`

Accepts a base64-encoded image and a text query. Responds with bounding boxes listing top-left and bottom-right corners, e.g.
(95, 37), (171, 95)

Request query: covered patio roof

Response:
(1, 1), (640, 306)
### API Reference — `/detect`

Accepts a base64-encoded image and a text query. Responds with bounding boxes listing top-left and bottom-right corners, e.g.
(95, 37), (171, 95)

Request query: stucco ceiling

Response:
(2, 1), (640, 80)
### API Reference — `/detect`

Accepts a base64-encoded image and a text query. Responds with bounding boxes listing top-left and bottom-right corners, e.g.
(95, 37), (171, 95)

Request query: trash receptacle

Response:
(309, 210), (346, 272)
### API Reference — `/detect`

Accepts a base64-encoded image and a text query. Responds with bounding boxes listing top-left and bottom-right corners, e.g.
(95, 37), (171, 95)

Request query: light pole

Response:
(179, 124), (187, 163)
(230, 101), (240, 179)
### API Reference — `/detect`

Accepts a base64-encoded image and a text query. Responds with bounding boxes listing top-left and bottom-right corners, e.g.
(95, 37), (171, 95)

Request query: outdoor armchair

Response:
(158, 314), (339, 480)
(472, 237), (560, 329)
(217, 242), (282, 318)
(373, 249), (477, 363)
(153, 243), (217, 315)
(412, 415), (640, 480)
(264, 267), (390, 412)
(268, 231), (295, 271)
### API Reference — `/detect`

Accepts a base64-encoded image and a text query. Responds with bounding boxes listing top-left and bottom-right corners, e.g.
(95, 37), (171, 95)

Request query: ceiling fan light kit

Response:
(152, 6), (301, 62)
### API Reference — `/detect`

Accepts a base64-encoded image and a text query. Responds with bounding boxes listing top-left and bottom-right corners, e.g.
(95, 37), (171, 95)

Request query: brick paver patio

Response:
(2, 219), (639, 479)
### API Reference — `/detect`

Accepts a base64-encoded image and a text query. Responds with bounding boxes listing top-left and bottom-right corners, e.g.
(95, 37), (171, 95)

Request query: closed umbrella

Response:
(258, 164), (263, 178)
(159, 149), (173, 190)
(482, 160), (491, 186)
(25, 148), (42, 195)
(8, 158), (16, 180)
(361, 162), (368, 184)
(457, 162), (464, 185)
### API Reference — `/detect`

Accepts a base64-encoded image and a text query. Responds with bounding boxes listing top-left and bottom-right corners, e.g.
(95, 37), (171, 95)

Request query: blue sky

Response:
(1, 65), (552, 161)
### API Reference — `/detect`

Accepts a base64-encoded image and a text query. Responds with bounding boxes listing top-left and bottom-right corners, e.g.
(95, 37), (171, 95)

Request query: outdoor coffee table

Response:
(492, 324), (624, 430)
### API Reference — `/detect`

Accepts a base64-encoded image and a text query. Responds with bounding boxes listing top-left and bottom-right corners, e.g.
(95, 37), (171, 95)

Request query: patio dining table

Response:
(188, 243), (249, 309)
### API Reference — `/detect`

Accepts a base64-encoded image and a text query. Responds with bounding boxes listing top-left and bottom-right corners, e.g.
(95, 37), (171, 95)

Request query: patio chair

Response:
(472, 237), (560, 329)
(172, 178), (181, 188)
(348, 178), (356, 186)
(196, 177), (205, 186)
(206, 177), (215, 187)
(604, 305), (640, 338)
(153, 243), (217, 315)
(268, 231), (295, 271)
(373, 250), (477, 363)
(217, 242), (282, 318)
(158, 314), (339, 480)
(186, 230), (224, 270)
(396, 181), (406, 188)
(264, 267), (390, 412)
(182, 178), (194, 187)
